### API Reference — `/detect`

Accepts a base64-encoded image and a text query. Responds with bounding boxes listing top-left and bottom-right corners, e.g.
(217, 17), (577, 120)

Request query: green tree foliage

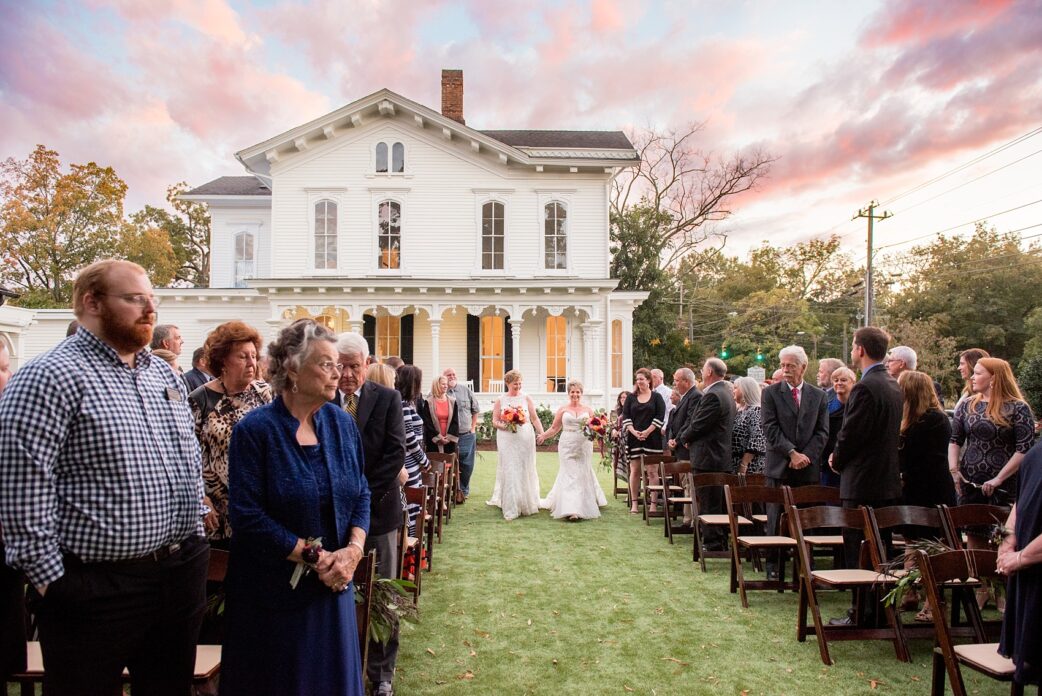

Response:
(129, 182), (211, 287)
(885, 316), (961, 400)
(884, 223), (1042, 364)
(1017, 353), (1042, 420)
(0, 145), (127, 306)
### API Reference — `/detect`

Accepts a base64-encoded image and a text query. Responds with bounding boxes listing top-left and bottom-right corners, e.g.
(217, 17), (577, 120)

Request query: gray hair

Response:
(566, 379), (584, 393)
(335, 331), (369, 359)
(779, 345), (809, 366)
(704, 357), (727, 377)
(151, 324), (178, 350)
(267, 319), (337, 395)
(832, 366), (857, 383)
(818, 357), (844, 376)
(650, 368), (664, 379)
(733, 376), (762, 408)
(675, 367), (696, 384)
(888, 345), (917, 370)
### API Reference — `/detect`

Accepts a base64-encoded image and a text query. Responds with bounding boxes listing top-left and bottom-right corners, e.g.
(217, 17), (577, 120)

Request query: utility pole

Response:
(853, 201), (892, 327)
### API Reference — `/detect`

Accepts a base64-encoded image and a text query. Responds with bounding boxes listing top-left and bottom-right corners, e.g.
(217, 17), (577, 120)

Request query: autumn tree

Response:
(0, 145), (127, 306)
(130, 182), (211, 286)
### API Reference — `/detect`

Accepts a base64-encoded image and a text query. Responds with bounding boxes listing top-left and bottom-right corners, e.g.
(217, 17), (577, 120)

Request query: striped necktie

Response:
(345, 392), (358, 418)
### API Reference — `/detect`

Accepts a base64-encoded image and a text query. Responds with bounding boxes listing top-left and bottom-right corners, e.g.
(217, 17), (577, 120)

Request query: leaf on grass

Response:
(741, 691), (750, 696)
(786, 668), (793, 673)
(910, 676), (921, 682)
(661, 657), (689, 666)
(469, 650), (477, 657)
(624, 686), (634, 692)
(552, 610), (560, 616)
(474, 629), (491, 639)
(527, 619), (532, 626)
(457, 671), (475, 681)
(869, 679), (883, 689)
(552, 659), (558, 665)
(426, 648), (436, 656)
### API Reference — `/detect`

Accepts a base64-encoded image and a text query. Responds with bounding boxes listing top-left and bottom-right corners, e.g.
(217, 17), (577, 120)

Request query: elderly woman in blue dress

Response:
(220, 319), (370, 696)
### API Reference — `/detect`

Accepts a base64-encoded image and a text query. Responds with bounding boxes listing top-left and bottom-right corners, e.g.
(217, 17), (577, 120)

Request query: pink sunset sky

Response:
(2, 0), (1041, 262)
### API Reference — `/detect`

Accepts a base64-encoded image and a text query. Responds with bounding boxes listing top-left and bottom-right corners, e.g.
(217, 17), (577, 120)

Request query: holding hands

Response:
(315, 543), (364, 592)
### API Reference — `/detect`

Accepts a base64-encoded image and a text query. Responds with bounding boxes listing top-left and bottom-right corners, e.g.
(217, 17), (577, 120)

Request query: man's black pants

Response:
(32, 536), (209, 696)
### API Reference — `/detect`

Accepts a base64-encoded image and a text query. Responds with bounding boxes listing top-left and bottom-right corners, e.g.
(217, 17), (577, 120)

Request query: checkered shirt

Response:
(0, 328), (204, 588)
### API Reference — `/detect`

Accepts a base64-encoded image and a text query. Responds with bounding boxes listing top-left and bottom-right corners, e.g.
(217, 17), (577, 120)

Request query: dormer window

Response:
(375, 141), (405, 174)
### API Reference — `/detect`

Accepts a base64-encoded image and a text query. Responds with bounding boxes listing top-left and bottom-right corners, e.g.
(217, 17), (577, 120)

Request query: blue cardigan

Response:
(227, 398), (370, 606)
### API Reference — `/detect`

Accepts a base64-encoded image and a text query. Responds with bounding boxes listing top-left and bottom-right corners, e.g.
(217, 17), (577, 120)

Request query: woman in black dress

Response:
(622, 368), (665, 514)
(998, 440), (1042, 688)
(898, 371), (957, 508)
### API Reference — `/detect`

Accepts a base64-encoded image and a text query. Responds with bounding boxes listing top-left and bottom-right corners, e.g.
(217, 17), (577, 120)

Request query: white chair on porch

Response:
(487, 379), (505, 393)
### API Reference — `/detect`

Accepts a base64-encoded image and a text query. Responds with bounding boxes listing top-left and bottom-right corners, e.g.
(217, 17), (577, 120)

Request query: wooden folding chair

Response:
(659, 460), (693, 544)
(741, 472), (767, 487)
(941, 504), (1012, 551)
(739, 472), (769, 532)
(402, 486), (427, 600)
(789, 504), (908, 665)
(352, 550), (377, 673)
(691, 472), (743, 571)
(916, 549), (1023, 696)
(427, 451), (458, 518)
(724, 484), (797, 607)
(427, 461), (450, 541)
(640, 454), (675, 525)
(419, 471), (439, 568)
(783, 485), (844, 564)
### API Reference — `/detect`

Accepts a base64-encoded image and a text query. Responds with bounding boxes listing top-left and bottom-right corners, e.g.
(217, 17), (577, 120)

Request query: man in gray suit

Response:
(666, 367), (701, 526)
(761, 345), (830, 577)
(678, 358), (736, 547)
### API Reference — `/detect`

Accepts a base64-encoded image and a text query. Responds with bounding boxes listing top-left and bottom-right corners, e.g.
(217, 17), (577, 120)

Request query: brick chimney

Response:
(441, 69), (465, 125)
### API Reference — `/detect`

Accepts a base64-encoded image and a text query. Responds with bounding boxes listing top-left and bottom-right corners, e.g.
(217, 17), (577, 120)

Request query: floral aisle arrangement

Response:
(580, 410), (613, 470)
(501, 406), (527, 433)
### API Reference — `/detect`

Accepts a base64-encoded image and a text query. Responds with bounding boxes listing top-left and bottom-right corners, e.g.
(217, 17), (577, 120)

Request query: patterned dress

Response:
(731, 405), (767, 474)
(402, 401), (428, 536)
(189, 380), (272, 542)
(951, 397), (1035, 506)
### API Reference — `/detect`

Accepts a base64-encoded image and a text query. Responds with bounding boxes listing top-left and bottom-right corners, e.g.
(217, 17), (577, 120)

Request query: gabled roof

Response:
(234, 88), (639, 178)
(185, 176), (271, 197)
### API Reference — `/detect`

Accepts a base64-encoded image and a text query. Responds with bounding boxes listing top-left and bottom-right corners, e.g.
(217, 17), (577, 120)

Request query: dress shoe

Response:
(374, 681), (394, 696)
(828, 608), (856, 626)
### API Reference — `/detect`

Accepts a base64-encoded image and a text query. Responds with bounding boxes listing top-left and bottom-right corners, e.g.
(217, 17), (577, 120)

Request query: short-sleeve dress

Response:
(951, 398), (1036, 506)
(622, 391), (666, 460)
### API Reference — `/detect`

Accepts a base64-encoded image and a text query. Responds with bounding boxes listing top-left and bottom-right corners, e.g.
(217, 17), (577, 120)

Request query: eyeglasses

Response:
(315, 361), (344, 375)
(97, 293), (161, 308)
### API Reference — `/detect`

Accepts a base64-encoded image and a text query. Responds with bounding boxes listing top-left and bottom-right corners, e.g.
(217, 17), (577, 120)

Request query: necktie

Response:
(345, 392), (358, 418)
(791, 385), (800, 409)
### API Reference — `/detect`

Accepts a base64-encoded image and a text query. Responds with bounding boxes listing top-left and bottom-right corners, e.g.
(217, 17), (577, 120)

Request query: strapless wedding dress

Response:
(540, 411), (607, 519)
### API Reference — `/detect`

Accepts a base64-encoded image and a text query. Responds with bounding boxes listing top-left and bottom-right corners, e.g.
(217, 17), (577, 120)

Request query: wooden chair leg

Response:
(796, 581), (809, 642)
(693, 521), (707, 571)
(732, 544), (750, 608)
(931, 650), (946, 696)
(802, 580), (834, 665)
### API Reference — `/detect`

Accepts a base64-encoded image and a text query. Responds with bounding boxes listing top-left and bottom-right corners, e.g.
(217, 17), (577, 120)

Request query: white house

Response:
(0, 71), (648, 409)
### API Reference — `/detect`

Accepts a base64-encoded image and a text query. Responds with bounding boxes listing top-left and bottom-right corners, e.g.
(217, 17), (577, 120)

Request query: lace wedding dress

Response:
(540, 411), (608, 519)
(486, 394), (541, 521)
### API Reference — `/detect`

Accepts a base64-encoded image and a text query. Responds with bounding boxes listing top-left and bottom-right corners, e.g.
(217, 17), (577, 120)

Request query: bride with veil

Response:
(486, 370), (545, 521)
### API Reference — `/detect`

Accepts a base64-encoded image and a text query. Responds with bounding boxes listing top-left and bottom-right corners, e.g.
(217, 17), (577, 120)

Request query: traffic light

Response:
(756, 352), (764, 362)
(720, 346), (730, 359)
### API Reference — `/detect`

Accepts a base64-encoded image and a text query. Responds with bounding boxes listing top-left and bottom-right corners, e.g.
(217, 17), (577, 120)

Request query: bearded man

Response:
(0, 260), (209, 696)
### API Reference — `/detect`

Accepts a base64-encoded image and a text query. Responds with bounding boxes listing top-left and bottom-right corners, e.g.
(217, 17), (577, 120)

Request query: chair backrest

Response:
(782, 485), (841, 508)
(641, 454), (676, 468)
(726, 483), (787, 508)
(791, 504), (867, 535)
(741, 472), (767, 487)
(941, 504), (1011, 550)
(352, 550), (378, 671)
(426, 451), (455, 466)
(207, 548), (230, 583)
(691, 472), (741, 489)
(429, 460), (448, 478)
(863, 505), (948, 568)
(659, 460), (692, 479)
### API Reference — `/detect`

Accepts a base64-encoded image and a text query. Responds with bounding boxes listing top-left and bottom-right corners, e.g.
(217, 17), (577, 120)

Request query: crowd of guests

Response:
(0, 260), (483, 696)
(610, 328), (1042, 687)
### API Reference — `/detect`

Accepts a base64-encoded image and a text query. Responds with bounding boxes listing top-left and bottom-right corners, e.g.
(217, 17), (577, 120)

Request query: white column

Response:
(587, 320), (605, 397)
(580, 322), (593, 387)
(509, 317), (523, 372)
(429, 319), (441, 376)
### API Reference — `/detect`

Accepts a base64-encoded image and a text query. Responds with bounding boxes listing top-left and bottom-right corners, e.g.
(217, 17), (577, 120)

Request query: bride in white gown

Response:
(538, 381), (608, 520)
(486, 370), (545, 521)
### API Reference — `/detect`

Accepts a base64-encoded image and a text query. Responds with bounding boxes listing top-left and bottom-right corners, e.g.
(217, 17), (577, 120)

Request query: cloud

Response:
(861, 0), (1014, 48)
(590, 0), (626, 35)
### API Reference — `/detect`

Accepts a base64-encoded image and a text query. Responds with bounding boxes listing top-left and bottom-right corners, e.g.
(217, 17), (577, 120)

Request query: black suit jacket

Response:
(333, 382), (406, 536)
(761, 381), (830, 484)
(678, 380), (736, 472)
(667, 387), (702, 460)
(831, 364), (903, 502)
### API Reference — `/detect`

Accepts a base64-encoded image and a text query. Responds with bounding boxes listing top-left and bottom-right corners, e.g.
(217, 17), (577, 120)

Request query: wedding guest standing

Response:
(420, 374), (459, 454)
(955, 347), (990, 409)
(396, 365), (429, 536)
(221, 319), (369, 696)
(897, 371), (956, 508)
(444, 367), (481, 499)
(731, 376), (768, 475)
(189, 321), (272, 545)
(0, 260), (208, 696)
(821, 367), (856, 488)
(623, 368), (666, 514)
(183, 346), (212, 393)
(0, 345), (23, 680)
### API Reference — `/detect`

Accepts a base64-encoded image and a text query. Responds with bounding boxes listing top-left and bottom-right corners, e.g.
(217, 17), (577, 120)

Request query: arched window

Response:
(481, 201), (504, 270)
(375, 142), (388, 173)
(233, 230), (254, 288)
(314, 200), (337, 269)
(391, 142), (404, 173)
(545, 315), (567, 392)
(611, 320), (623, 388)
(544, 201), (567, 270)
(378, 200), (401, 269)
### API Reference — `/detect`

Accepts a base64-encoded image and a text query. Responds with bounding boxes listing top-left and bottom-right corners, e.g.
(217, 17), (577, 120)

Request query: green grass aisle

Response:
(394, 452), (1007, 695)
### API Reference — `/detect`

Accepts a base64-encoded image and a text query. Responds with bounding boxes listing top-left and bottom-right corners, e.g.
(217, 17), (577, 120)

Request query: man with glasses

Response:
(0, 259), (208, 696)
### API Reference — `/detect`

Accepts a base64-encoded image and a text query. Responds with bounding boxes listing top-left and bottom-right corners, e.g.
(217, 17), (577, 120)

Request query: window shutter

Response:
(503, 314), (513, 372)
(466, 314), (479, 383)
(400, 314), (414, 364)
(363, 315), (376, 357)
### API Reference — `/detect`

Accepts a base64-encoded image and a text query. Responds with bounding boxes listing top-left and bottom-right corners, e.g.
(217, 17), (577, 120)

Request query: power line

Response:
(873, 198), (1042, 253)
(880, 125), (1042, 207)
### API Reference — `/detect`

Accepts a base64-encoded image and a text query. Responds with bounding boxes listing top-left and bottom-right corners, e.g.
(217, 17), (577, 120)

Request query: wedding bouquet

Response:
(580, 410), (613, 470)
(501, 406), (527, 433)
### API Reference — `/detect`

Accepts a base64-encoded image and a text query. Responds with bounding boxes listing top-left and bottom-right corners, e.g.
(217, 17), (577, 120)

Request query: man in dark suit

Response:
(829, 326), (903, 625)
(666, 367), (702, 526)
(335, 332), (406, 696)
(761, 345), (830, 577)
(678, 358), (736, 547)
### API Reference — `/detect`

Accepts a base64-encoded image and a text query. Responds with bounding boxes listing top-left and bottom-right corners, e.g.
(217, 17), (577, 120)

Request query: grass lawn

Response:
(394, 451), (1011, 696)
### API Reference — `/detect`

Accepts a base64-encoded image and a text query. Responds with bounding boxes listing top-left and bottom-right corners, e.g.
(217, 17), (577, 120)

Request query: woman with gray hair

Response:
(221, 319), (370, 696)
(731, 376), (767, 474)
(537, 380), (608, 520)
